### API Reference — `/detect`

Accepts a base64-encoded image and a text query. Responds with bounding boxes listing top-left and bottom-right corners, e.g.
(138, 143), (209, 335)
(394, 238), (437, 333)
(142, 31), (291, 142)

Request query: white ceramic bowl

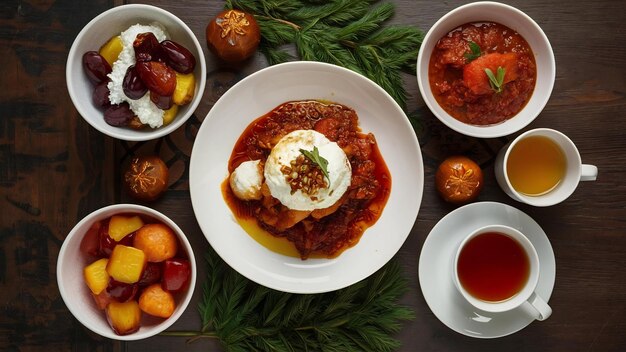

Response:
(57, 204), (196, 340)
(189, 61), (423, 294)
(416, 1), (555, 138)
(66, 4), (206, 141)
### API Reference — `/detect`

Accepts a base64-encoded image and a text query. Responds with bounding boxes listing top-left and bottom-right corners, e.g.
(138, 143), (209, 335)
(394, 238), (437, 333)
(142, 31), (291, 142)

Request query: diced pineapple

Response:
(138, 284), (175, 318)
(172, 72), (195, 105)
(84, 258), (109, 295)
(106, 300), (141, 335)
(162, 105), (178, 126)
(99, 35), (123, 66)
(106, 245), (146, 284)
(108, 215), (144, 242)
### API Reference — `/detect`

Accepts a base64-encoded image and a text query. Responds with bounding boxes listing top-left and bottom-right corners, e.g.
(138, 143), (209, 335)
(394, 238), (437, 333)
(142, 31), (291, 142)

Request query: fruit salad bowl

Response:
(66, 4), (206, 141)
(57, 204), (196, 340)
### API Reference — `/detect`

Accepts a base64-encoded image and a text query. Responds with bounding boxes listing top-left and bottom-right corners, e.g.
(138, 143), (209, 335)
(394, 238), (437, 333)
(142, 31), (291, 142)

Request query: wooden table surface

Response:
(2, 0), (625, 351)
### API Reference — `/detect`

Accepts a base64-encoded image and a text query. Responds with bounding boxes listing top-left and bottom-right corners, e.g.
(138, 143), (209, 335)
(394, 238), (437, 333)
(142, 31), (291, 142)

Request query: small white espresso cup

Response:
(495, 128), (598, 207)
(453, 225), (552, 321)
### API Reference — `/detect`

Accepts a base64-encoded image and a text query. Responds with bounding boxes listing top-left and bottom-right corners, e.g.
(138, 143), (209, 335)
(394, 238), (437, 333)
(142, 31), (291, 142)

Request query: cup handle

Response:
(580, 164), (598, 181)
(526, 292), (552, 321)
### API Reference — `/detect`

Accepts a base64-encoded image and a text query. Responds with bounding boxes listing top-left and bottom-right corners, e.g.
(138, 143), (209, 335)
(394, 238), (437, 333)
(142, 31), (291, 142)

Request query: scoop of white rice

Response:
(107, 23), (169, 128)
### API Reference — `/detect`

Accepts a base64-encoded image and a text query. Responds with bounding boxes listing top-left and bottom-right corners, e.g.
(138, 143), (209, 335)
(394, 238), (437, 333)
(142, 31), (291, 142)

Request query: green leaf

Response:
(464, 40), (481, 62)
(484, 66), (506, 93)
(299, 146), (330, 185)
(228, 0), (422, 116)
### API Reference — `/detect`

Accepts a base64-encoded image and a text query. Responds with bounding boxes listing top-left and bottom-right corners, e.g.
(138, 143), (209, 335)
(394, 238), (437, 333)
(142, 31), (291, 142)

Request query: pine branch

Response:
(225, 0), (423, 113)
(164, 248), (414, 351)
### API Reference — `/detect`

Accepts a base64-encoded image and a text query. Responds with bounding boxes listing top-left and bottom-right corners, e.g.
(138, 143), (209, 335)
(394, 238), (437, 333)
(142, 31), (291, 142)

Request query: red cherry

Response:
(162, 258), (191, 293)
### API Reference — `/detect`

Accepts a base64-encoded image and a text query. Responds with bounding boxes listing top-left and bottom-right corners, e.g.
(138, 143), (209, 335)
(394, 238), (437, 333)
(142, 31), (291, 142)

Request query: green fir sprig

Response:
(162, 249), (414, 351)
(225, 0), (423, 111)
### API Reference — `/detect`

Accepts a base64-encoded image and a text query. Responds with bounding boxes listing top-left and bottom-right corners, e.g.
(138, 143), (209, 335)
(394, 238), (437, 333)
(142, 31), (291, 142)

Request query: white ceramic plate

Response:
(418, 201), (555, 338)
(189, 61), (423, 293)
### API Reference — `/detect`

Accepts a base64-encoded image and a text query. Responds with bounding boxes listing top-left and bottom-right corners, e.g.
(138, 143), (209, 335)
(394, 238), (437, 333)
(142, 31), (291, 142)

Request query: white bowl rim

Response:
(416, 1), (556, 138)
(66, 4), (207, 141)
(56, 203), (197, 340)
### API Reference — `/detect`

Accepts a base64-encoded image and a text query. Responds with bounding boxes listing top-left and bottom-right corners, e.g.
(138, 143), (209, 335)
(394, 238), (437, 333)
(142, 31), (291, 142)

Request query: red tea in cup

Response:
(457, 232), (530, 302)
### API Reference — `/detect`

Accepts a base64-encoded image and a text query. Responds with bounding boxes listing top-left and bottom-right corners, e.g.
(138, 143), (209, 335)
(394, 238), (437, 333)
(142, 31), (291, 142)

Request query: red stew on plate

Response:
(429, 22), (537, 125)
(223, 100), (391, 260)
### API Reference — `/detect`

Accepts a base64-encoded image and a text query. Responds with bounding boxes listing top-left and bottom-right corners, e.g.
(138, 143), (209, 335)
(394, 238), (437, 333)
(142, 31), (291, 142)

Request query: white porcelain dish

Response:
(418, 201), (555, 338)
(416, 1), (555, 138)
(57, 204), (197, 340)
(189, 61), (423, 294)
(66, 4), (206, 141)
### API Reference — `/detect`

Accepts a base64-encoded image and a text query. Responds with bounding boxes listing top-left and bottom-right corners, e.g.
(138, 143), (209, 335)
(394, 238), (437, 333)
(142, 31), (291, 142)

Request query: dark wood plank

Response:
(0, 0), (119, 351)
(1, 0), (624, 351)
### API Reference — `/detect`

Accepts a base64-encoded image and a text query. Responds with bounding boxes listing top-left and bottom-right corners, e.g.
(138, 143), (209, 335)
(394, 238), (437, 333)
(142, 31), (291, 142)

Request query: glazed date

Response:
(123, 65), (147, 100)
(83, 51), (112, 84)
(136, 61), (176, 96)
(133, 32), (161, 62)
(138, 262), (163, 287)
(160, 40), (196, 74)
(93, 81), (111, 107)
(104, 103), (134, 127)
(107, 279), (139, 302)
(150, 91), (173, 110)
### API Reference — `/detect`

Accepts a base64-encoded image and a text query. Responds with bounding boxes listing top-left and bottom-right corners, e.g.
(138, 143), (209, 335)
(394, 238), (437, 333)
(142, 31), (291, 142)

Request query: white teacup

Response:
(453, 225), (552, 321)
(495, 128), (597, 207)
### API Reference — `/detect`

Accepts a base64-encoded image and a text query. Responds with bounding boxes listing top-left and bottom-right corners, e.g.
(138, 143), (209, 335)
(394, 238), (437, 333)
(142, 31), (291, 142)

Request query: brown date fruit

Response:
(122, 65), (147, 100)
(150, 91), (173, 110)
(123, 155), (169, 201)
(104, 103), (134, 126)
(133, 32), (161, 62)
(128, 116), (146, 130)
(160, 40), (196, 74)
(107, 279), (139, 302)
(93, 81), (111, 107)
(136, 61), (176, 96)
(435, 155), (483, 204)
(138, 262), (163, 287)
(206, 9), (260, 63)
(83, 51), (112, 84)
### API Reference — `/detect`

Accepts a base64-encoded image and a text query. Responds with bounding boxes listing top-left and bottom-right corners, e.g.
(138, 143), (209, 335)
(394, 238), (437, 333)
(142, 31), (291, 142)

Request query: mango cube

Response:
(106, 245), (146, 284)
(84, 258), (109, 295)
(99, 35), (123, 66)
(172, 72), (195, 105)
(106, 300), (141, 335)
(162, 104), (178, 126)
(108, 215), (144, 242)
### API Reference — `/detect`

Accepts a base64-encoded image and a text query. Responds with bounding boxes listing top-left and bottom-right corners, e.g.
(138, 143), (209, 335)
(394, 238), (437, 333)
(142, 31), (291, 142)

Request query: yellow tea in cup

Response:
(506, 136), (566, 196)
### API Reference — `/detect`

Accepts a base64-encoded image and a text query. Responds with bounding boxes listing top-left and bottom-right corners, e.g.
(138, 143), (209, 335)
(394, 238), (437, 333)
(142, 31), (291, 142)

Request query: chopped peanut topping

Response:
(280, 154), (328, 199)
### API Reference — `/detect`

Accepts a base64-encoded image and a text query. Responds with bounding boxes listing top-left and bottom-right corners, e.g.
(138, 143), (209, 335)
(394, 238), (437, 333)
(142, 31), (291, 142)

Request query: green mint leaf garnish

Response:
(464, 41), (482, 62)
(485, 66), (506, 93)
(300, 146), (330, 186)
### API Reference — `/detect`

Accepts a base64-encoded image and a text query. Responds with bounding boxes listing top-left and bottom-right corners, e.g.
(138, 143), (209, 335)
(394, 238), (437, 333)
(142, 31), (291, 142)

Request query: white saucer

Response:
(418, 201), (555, 338)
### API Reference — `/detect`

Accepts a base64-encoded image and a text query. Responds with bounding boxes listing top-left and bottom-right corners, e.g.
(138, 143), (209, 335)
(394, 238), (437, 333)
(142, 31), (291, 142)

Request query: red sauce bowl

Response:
(417, 2), (555, 138)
